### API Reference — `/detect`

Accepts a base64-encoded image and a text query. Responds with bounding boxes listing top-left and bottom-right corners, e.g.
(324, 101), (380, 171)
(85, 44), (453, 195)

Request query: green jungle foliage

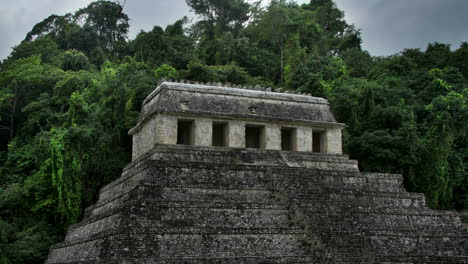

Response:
(0, 0), (466, 262)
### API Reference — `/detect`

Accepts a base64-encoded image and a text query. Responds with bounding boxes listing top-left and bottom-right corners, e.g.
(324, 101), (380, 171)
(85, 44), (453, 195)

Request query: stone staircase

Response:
(45, 145), (467, 263)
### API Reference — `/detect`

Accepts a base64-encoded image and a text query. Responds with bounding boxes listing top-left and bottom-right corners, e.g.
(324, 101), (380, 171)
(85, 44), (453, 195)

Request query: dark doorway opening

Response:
(177, 120), (193, 145)
(245, 125), (263, 149)
(281, 127), (296, 151)
(212, 123), (227, 147)
(313, 132), (322, 153)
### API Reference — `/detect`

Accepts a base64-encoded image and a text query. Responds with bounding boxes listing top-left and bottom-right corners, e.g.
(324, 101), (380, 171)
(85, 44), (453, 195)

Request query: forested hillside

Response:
(0, 0), (466, 262)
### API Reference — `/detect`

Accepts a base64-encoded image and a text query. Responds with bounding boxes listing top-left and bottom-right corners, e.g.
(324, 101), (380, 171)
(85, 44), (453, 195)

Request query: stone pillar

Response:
(132, 133), (141, 161)
(264, 125), (281, 150)
(194, 118), (212, 146)
(227, 121), (245, 148)
(131, 117), (157, 160)
(155, 114), (177, 144)
(296, 126), (313, 152)
(324, 128), (342, 154)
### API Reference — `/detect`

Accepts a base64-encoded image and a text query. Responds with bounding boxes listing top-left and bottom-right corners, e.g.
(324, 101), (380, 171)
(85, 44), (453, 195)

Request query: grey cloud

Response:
(124, 0), (192, 38)
(0, 0), (94, 60)
(1, 0), (467, 60)
(0, 0), (191, 60)
(335, 0), (468, 56)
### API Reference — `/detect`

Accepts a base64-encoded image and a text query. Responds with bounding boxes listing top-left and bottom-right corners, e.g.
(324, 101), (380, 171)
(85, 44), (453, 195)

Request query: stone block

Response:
(325, 128), (342, 154)
(155, 114), (177, 145)
(264, 124), (281, 150)
(227, 121), (245, 148)
(194, 118), (212, 146)
(296, 126), (313, 152)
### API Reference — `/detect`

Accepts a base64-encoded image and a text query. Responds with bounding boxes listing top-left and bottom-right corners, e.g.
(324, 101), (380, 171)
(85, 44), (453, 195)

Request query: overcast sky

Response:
(1, 0), (467, 60)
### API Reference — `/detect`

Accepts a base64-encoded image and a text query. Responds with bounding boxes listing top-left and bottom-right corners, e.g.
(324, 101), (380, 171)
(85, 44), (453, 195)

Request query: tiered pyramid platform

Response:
(45, 145), (467, 264)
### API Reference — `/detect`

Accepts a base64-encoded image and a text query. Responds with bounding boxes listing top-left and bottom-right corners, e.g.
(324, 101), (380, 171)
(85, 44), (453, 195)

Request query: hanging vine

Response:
(45, 128), (83, 224)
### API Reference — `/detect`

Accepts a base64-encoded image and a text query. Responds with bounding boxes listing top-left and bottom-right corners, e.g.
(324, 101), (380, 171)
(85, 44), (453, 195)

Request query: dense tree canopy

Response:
(0, 0), (466, 263)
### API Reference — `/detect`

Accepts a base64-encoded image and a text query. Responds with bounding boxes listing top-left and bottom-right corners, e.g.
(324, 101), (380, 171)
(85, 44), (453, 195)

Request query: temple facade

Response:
(129, 81), (344, 160)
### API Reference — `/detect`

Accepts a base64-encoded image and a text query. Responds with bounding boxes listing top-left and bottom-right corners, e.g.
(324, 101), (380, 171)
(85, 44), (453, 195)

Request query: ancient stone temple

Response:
(46, 81), (467, 263)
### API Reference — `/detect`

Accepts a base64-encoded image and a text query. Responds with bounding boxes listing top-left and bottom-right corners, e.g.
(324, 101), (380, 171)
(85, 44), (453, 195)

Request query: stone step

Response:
(100, 161), (361, 191)
(356, 213), (463, 231)
(149, 256), (316, 264)
(85, 175), (423, 224)
(65, 222), (305, 244)
(94, 163), (405, 213)
(71, 203), (300, 242)
(278, 181), (408, 197)
(51, 233), (310, 262)
(143, 144), (360, 171)
(67, 183), (298, 243)
(84, 198), (290, 227)
(368, 233), (467, 257)
(158, 207), (292, 228)
(48, 256), (318, 264)
(155, 234), (307, 259)
(326, 192), (427, 209)
(286, 193), (427, 213)
(84, 184), (141, 218)
(96, 159), (155, 205)
(161, 187), (280, 204)
(287, 191), (417, 203)
(377, 255), (468, 264)
(299, 214), (463, 234)
(65, 213), (125, 242)
(360, 172), (403, 180)
(316, 174), (404, 193)
(86, 185), (287, 218)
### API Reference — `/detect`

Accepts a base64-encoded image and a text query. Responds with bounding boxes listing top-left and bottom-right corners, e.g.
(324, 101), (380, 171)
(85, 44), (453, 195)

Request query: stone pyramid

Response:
(45, 82), (467, 263)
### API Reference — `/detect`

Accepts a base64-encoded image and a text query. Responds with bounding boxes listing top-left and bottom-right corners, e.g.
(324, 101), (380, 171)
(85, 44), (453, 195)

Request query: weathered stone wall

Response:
(45, 146), (467, 264)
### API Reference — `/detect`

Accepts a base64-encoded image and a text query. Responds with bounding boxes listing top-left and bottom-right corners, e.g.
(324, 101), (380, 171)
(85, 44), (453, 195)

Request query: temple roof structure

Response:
(130, 81), (345, 135)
